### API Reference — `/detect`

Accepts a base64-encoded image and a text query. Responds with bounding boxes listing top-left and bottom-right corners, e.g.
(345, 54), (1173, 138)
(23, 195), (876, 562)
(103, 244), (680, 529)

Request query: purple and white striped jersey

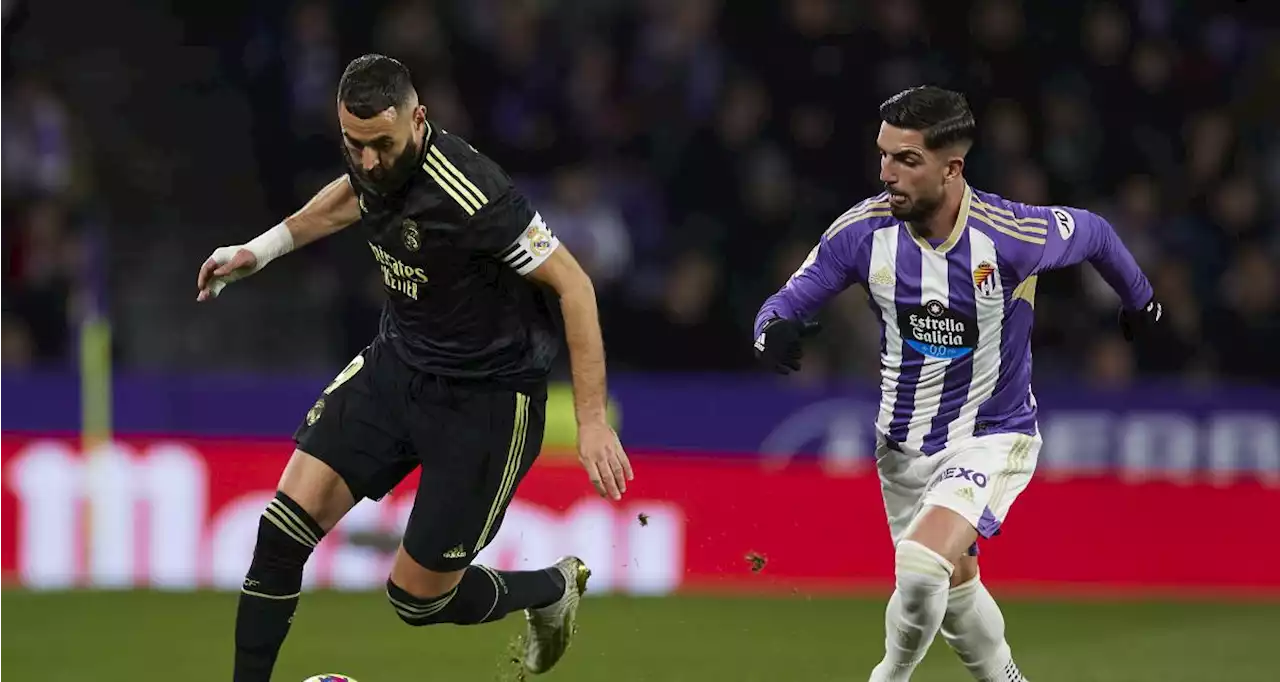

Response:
(754, 184), (1153, 455)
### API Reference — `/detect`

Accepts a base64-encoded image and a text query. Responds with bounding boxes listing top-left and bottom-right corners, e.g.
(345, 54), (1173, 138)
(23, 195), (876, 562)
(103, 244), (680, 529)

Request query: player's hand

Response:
(753, 316), (822, 374)
(576, 421), (632, 501)
(1118, 296), (1163, 342)
(196, 246), (258, 301)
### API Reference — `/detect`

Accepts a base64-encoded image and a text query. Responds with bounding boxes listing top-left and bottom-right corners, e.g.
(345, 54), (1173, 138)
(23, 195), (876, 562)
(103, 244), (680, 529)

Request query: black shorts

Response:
(294, 341), (546, 571)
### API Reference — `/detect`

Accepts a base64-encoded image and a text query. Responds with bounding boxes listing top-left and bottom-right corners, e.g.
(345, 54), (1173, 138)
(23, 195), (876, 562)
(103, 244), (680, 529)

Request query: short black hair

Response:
(879, 86), (976, 150)
(338, 54), (415, 119)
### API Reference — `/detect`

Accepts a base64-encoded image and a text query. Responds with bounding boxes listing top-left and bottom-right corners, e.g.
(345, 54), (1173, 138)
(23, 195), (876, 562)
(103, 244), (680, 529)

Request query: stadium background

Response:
(3, 0), (1278, 680)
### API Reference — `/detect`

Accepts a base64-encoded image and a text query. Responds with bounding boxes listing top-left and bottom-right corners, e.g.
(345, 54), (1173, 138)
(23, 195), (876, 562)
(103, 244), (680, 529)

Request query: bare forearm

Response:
(559, 280), (609, 426)
(283, 175), (361, 248)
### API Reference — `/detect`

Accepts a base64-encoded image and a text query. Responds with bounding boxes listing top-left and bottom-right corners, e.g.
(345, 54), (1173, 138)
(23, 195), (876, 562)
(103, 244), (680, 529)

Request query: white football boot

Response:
(523, 555), (591, 674)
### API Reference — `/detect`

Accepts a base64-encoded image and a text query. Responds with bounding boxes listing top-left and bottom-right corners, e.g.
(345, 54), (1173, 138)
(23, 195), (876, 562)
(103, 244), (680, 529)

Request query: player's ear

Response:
(946, 156), (965, 182)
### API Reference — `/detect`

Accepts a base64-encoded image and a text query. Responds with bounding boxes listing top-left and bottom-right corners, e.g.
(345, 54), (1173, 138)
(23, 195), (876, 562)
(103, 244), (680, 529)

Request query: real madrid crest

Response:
(306, 398), (325, 426)
(401, 219), (421, 252)
(525, 222), (554, 257)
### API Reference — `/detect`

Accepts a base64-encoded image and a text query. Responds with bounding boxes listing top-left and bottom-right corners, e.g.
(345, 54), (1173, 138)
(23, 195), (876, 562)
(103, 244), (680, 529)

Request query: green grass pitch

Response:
(4, 590), (1278, 681)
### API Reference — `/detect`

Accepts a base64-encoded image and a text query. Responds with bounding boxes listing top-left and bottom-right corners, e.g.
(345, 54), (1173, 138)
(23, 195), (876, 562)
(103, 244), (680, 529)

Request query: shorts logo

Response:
(941, 466), (987, 488)
(443, 544), (467, 559)
(973, 260), (998, 298)
(306, 399), (325, 426)
(401, 219), (421, 252)
(956, 487), (975, 503)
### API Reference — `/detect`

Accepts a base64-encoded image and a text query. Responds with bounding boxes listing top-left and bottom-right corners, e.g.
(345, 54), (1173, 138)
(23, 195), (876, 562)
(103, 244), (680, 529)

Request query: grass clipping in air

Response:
(500, 634), (528, 682)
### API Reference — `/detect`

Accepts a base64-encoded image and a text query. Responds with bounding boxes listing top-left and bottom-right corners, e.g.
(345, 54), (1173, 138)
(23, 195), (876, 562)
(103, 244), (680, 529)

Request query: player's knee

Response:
(385, 578), (457, 627)
(894, 540), (955, 609)
(244, 492), (326, 597)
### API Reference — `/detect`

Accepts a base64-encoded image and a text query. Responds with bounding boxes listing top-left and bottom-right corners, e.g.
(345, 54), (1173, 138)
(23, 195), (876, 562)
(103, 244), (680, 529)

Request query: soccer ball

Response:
(302, 675), (357, 682)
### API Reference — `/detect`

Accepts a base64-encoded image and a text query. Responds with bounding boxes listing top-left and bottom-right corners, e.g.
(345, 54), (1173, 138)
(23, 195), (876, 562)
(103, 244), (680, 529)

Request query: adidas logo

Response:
(956, 487), (975, 503)
(443, 544), (467, 559)
(868, 267), (895, 287)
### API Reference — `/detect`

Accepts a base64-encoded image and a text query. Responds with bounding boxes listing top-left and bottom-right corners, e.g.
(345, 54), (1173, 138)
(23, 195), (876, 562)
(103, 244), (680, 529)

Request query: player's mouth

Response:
(889, 193), (908, 206)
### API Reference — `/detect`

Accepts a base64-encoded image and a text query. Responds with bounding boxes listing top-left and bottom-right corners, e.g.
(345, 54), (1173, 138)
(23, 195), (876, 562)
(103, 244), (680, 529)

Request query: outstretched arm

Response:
(197, 175), (361, 300)
(282, 174), (363, 248)
(526, 244), (634, 501)
(753, 230), (860, 337)
(461, 191), (634, 501)
(752, 227), (860, 373)
(1032, 206), (1153, 310)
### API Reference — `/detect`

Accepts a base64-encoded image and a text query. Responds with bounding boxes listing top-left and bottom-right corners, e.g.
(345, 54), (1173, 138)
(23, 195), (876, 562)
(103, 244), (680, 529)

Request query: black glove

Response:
(754, 316), (822, 374)
(1118, 296), (1163, 342)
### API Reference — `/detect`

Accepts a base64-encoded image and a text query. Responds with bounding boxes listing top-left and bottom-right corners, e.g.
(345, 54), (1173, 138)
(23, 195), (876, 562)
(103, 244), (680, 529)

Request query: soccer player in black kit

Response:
(195, 54), (633, 681)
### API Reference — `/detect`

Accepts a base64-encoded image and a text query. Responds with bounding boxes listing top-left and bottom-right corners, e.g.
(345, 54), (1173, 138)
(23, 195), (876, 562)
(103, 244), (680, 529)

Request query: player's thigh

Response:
(917, 432), (1041, 553)
(904, 505), (980, 564)
(400, 384), (547, 574)
(277, 449), (358, 531)
(293, 343), (419, 506)
(875, 438), (935, 547)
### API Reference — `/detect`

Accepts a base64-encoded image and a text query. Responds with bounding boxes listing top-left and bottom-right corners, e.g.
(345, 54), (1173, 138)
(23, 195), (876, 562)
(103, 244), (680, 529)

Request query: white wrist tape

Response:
(243, 222), (295, 270)
(204, 223), (295, 298)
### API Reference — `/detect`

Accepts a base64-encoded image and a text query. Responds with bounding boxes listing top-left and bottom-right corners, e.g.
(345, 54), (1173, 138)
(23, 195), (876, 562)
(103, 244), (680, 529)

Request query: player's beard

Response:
(887, 186), (943, 223)
(346, 137), (423, 196)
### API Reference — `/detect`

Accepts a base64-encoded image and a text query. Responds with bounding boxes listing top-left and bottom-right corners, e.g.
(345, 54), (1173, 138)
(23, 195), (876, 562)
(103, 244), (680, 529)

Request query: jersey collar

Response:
(906, 183), (972, 255)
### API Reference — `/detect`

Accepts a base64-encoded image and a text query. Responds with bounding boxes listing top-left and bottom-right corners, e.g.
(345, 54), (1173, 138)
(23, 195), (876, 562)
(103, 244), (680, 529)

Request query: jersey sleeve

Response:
(1030, 205), (1153, 310)
(458, 189), (561, 276)
(753, 225), (863, 338)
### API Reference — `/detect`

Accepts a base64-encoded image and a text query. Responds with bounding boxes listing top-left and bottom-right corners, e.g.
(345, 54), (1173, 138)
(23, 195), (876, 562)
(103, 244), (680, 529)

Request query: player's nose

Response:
(361, 148), (380, 171)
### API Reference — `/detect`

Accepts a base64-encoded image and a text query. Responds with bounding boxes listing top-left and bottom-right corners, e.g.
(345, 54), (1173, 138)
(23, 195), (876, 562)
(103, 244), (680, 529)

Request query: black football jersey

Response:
(349, 121), (562, 386)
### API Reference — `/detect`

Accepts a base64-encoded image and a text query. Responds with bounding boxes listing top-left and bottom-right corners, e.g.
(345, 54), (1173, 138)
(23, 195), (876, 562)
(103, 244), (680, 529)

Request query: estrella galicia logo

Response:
(940, 466), (988, 487)
(899, 299), (977, 359)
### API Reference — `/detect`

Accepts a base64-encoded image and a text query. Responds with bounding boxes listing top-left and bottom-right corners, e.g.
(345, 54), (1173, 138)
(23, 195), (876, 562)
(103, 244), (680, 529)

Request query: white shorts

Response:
(875, 431), (1041, 551)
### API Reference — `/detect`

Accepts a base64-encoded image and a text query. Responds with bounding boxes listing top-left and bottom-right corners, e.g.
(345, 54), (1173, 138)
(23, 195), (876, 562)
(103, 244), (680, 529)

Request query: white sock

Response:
(940, 576), (1027, 681)
(869, 540), (955, 682)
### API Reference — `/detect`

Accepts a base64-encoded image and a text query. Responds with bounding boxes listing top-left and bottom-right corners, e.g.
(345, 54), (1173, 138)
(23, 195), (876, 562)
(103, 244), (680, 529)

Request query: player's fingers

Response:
(618, 447), (635, 481)
(197, 258), (218, 289)
(581, 458), (607, 498)
(594, 453), (622, 500)
(212, 251), (250, 277)
(606, 453), (627, 496)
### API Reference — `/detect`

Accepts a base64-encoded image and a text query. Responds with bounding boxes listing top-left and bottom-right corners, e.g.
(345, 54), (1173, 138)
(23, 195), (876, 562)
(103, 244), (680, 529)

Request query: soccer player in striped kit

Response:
(753, 86), (1163, 682)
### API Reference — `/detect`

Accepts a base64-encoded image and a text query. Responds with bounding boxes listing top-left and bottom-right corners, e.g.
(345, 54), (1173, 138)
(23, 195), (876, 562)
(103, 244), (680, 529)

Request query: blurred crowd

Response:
(0, 0), (95, 368)
(3, 0), (1278, 385)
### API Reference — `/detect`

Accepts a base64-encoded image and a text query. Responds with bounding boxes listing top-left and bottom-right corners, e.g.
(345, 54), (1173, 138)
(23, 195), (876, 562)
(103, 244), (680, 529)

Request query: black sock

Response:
(387, 565), (565, 626)
(233, 492), (325, 682)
